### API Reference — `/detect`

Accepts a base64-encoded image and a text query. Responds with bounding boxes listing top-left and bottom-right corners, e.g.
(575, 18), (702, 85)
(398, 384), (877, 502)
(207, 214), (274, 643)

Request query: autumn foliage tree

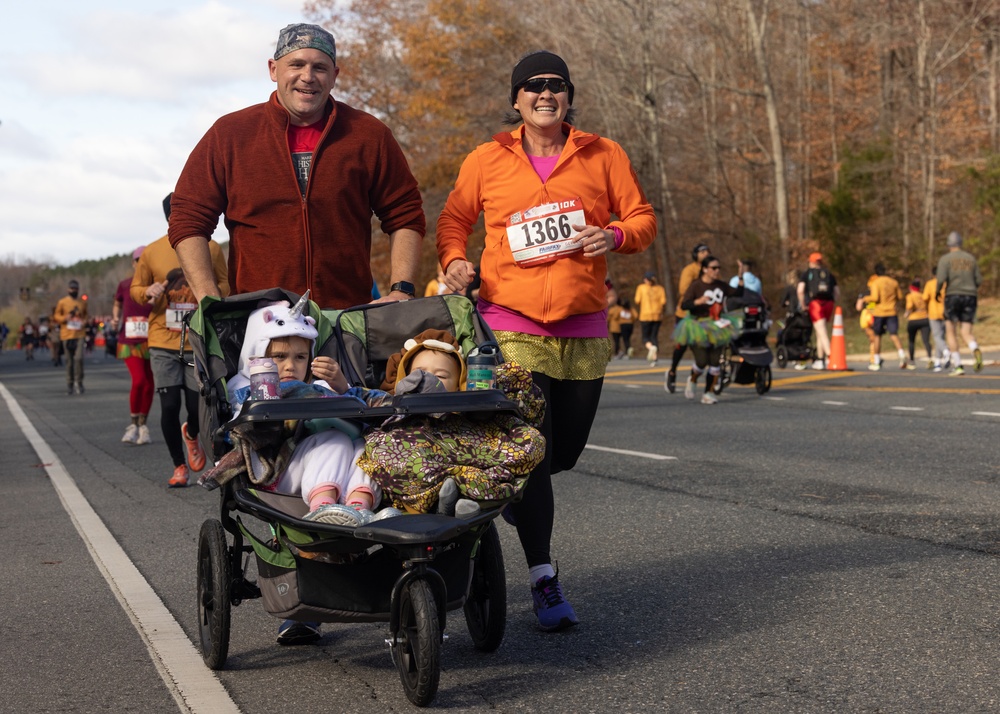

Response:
(307, 0), (1000, 304)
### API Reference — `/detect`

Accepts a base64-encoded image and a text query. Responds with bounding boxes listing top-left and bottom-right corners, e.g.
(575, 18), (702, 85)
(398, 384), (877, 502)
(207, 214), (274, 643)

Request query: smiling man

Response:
(168, 23), (425, 309)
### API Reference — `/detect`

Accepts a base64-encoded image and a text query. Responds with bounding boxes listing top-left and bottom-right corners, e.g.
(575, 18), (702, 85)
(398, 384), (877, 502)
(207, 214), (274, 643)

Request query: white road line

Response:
(625, 384), (642, 389)
(822, 400), (848, 406)
(972, 411), (1000, 417)
(764, 396), (786, 401)
(585, 444), (677, 460)
(890, 406), (924, 412)
(0, 383), (241, 714)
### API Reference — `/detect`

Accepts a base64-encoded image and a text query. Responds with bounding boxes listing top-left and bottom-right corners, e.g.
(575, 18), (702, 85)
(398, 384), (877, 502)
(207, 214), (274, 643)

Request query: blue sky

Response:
(0, 0), (313, 265)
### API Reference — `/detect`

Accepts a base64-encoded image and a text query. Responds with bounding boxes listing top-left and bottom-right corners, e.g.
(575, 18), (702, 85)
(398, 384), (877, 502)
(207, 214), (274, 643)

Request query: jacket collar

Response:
(266, 91), (337, 130)
(492, 123), (600, 152)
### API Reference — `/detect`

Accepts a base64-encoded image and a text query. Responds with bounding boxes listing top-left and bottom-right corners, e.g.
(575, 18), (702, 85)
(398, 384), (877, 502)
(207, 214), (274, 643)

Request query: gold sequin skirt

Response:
(493, 331), (612, 381)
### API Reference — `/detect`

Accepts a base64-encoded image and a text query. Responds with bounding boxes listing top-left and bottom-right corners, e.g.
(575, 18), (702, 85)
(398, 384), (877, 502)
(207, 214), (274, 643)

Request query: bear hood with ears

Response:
(380, 329), (467, 393)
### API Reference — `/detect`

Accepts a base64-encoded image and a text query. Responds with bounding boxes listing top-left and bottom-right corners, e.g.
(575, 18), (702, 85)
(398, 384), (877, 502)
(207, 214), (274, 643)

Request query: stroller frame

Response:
(188, 291), (519, 706)
(714, 297), (774, 396)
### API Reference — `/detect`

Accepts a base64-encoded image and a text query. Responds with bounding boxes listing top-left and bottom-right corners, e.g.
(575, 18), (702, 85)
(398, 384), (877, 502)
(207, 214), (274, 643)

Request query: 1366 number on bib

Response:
(506, 197), (585, 267)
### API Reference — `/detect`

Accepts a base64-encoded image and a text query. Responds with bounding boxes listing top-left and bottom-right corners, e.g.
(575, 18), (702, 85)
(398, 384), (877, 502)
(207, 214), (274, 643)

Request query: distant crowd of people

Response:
(603, 234), (984, 388)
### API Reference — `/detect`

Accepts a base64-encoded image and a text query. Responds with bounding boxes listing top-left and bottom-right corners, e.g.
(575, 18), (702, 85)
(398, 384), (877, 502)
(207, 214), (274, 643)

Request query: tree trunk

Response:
(640, 1), (677, 314)
(745, 0), (791, 277)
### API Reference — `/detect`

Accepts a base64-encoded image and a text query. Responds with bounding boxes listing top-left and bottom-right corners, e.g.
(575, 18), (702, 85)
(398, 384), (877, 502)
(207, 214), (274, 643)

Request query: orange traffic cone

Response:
(827, 307), (848, 371)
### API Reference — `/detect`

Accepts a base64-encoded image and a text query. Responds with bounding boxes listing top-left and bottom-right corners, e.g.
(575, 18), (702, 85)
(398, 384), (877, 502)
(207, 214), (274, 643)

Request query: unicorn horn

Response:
(289, 290), (311, 319)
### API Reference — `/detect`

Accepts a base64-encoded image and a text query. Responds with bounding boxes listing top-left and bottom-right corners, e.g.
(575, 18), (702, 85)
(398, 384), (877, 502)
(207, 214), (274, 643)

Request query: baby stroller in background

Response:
(775, 309), (815, 368)
(714, 290), (773, 396)
(186, 290), (520, 706)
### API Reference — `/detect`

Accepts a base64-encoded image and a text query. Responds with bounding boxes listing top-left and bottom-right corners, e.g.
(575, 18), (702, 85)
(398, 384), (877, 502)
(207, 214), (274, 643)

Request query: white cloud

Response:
(14, 3), (272, 101)
(0, 0), (320, 265)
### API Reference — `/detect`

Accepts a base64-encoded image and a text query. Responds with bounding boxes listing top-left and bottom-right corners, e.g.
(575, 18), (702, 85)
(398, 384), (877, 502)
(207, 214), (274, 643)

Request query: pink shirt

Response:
(492, 153), (611, 337)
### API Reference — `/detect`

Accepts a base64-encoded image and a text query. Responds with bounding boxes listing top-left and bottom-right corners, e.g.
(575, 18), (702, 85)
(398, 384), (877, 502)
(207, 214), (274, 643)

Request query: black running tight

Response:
(157, 384), (200, 467)
(510, 373), (604, 568)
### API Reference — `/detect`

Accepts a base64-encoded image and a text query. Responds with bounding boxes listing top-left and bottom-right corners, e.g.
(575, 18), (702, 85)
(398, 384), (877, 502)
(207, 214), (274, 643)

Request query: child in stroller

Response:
(188, 290), (545, 705)
(217, 293), (394, 528)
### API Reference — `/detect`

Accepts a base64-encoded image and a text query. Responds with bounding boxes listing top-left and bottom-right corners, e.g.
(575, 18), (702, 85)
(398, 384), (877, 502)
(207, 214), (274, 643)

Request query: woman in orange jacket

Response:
(436, 51), (656, 632)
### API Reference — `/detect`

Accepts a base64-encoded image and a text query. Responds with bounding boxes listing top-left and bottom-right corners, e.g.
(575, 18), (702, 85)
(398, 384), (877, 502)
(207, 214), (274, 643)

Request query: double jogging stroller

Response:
(186, 289), (521, 706)
(713, 291), (774, 395)
(775, 309), (815, 368)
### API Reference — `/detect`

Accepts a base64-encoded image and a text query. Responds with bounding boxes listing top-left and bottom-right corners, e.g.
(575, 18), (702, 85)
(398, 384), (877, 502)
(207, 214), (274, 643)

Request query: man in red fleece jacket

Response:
(168, 23), (425, 309)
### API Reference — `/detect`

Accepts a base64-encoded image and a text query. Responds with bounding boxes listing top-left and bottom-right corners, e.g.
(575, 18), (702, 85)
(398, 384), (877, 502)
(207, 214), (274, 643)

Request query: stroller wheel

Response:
(714, 347), (731, 394)
(464, 522), (507, 652)
(776, 346), (788, 369)
(393, 578), (441, 706)
(755, 366), (772, 395)
(197, 519), (232, 669)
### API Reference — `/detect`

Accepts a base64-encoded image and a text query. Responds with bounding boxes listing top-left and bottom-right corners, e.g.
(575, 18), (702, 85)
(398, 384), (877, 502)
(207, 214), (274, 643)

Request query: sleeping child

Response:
(359, 329), (547, 517)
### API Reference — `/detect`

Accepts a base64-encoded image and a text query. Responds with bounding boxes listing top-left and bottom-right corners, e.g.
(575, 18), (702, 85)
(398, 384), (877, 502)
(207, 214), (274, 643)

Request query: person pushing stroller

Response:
(673, 255), (744, 403)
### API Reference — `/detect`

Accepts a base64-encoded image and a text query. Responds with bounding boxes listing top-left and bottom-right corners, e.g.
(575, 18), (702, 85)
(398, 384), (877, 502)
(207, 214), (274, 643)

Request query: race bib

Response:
(620, 310), (632, 320)
(125, 316), (149, 340)
(67, 318), (83, 331)
(506, 197), (585, 267)
(166, 302), (196, 332)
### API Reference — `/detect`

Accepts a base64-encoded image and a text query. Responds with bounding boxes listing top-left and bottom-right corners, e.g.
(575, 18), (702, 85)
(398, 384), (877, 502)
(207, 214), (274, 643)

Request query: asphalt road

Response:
(2, 344), (1000, 713)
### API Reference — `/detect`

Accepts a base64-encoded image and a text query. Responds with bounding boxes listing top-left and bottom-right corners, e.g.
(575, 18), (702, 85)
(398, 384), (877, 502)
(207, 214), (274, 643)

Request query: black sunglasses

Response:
(520, 77), (571, 95)
(707, 264), (721, 270)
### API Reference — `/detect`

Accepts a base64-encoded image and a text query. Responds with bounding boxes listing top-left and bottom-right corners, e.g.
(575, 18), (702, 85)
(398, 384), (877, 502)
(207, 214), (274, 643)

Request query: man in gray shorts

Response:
(936, 231), (983, 375)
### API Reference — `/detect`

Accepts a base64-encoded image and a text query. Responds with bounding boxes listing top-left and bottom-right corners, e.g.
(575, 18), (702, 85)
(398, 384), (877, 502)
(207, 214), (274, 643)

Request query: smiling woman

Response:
(435, 49), (657, 634)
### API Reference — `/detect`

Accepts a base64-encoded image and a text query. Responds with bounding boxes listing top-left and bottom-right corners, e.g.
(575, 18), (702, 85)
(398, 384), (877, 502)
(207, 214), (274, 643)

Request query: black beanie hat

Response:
(510, 51), (574, 106)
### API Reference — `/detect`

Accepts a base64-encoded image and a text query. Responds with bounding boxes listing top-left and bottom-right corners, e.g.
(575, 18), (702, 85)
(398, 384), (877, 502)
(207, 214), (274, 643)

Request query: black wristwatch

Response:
(389, 281), (415, 297)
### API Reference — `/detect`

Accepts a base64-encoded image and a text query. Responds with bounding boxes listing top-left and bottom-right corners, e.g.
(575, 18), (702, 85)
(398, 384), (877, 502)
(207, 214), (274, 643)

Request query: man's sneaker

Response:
(135, 425), (152, 445)
(74, 383), (84, 395)
(648, 345), (658, 366)
(626, 347), (634, 358)
(951, 365), (965, 376)
(933, 364), (943, 373)
(684, 377), (695, 400)
(868, 362), (881, 372)
(900, 359), (910, 370)
(701, 392), (718, 405)
(168, 465), (189, 488)
(974, 348), (984, 372)
(121, 424), (138, 444)
(181, 422), (206, 472)
(664, 370), (676, 394)
(532, 572), (579, 632)
(304, 504), (368, 526)
(904, 363), (916, 370)
(794, 362), (807, 371)
(277, 620), (321, 645)
(811, 359), (825, 370)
